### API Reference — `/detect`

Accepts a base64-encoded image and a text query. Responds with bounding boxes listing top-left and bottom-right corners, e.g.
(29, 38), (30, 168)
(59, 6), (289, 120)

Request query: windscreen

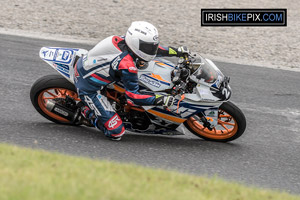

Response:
(193, 57), (218, 84)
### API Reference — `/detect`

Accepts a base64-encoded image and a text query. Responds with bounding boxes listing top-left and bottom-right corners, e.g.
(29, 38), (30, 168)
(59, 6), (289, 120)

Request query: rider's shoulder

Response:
(117, 52), (137, 73)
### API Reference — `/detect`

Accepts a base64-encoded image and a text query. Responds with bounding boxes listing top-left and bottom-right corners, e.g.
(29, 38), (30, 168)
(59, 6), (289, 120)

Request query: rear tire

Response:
(30, 74), (78, 124)
(184, 101), (246, 142)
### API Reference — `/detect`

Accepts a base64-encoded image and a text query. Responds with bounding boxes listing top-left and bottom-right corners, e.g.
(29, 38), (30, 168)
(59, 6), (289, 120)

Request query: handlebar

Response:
(170, 54), (193, 96)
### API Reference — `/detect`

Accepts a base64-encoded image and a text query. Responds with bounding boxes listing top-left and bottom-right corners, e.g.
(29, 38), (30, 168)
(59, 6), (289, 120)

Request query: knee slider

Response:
(104, 114), (125, 137)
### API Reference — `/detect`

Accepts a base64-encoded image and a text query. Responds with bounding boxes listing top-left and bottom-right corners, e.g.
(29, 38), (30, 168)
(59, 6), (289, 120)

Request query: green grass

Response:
(0, 143), (298, 200)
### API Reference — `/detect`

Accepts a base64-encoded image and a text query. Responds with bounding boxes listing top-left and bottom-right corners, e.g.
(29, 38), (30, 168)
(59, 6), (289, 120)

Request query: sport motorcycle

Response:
(30, 46), (246, 142)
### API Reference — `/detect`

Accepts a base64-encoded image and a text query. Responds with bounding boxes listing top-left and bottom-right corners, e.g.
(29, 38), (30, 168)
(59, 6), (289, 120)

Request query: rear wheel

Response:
(184, 101), (246, 142)
(30, 74), (80, 124)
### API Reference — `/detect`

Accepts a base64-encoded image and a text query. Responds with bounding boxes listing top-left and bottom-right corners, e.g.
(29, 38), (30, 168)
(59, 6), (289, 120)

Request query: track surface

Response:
(0, 34), (299, 194)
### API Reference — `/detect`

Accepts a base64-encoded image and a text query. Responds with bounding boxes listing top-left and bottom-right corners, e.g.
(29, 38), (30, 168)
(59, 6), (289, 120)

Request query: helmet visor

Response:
(139, 40), (159, 55)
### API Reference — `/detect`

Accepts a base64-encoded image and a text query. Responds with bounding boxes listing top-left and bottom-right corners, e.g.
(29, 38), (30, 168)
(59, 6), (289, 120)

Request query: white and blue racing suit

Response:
(74, 35), (182, 138)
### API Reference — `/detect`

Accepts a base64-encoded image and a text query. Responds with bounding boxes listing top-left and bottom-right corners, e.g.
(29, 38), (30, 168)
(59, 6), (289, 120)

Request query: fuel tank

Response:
(138, 58), (175, 92)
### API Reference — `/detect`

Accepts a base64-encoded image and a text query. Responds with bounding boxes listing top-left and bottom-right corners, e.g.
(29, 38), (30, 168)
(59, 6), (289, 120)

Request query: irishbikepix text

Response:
(201, 9), (287, 26)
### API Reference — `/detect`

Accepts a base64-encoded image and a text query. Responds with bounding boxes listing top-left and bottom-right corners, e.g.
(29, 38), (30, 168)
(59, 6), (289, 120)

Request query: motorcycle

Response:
(30, 46), (246, 142)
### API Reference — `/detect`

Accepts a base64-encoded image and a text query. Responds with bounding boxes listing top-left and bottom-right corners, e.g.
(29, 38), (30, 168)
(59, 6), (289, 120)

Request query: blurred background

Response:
(0, 0), (299, 69)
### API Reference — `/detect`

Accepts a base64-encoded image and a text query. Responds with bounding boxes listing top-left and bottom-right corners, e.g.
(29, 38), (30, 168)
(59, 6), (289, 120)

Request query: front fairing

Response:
(141, 56), (231, 128)
(189, 56), (231, 102)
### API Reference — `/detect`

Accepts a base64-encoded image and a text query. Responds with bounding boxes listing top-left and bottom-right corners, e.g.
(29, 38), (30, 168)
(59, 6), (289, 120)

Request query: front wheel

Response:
(184, 101), (246, 142)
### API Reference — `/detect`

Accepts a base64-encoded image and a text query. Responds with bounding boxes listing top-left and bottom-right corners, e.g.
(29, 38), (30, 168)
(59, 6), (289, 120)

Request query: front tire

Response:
(184, 101), (246, 142)
(30, 74), (79, 124)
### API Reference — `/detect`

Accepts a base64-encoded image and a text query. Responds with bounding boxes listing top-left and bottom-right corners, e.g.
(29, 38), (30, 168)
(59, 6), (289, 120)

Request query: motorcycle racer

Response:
(74, 21), (189, 140)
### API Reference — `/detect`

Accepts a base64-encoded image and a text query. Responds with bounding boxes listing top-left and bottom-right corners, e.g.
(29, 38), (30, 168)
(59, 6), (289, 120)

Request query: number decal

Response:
(222, 87), (231, 99)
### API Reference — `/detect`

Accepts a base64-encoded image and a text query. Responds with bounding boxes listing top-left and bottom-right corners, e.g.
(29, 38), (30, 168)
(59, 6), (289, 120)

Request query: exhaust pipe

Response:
(46, 100), (78, 122)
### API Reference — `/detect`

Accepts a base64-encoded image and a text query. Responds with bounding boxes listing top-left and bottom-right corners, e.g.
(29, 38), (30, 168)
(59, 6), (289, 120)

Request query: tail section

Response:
(39, 47), (88, 84)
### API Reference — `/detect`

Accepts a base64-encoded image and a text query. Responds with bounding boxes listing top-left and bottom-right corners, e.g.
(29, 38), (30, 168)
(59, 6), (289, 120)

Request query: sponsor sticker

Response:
(40, 48), (74, 64)
(54, 107), (68, 117)
(61, 51), (70, 61)
(111, 56), (121, 69)
(140, 74), (161, 88)
(41, 50), (48, 57)
(128, 66), (138, 73)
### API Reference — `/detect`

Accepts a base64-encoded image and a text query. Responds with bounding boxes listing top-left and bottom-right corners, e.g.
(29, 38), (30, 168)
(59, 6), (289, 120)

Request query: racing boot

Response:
(80, 106), (96, 127)
(108, 136), (122, 141)
(93, 118), (123, 141)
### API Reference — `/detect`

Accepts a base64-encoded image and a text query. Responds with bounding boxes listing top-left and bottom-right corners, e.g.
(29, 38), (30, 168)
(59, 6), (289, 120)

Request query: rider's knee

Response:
(105, 114), (125, 137)
(96, 113), (125, 137)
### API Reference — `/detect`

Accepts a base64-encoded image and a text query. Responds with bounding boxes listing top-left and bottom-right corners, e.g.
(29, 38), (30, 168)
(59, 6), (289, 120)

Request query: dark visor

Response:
(139, 40), (159, 55)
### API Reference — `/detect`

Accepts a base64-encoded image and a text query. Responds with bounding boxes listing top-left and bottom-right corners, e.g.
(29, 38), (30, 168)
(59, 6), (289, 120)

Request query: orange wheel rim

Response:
(186, 110), (238, 140)
(37, 88), (80, 123)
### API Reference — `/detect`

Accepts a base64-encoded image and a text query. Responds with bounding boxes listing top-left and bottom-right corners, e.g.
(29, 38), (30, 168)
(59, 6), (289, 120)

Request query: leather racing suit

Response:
(74, 35), (183, 138)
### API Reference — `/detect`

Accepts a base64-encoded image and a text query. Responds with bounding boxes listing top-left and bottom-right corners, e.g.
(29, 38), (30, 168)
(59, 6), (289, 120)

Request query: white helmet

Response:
(125, 21), (159, 62)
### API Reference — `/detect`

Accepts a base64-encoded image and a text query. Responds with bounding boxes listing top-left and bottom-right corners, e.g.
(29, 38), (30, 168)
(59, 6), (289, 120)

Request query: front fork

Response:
(198, 108), (219, 130)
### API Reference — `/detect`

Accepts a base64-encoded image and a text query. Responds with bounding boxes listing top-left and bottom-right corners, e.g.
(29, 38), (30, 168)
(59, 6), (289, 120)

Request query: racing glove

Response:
(177, 46), (190, 57)
(154, 95), (175, 107)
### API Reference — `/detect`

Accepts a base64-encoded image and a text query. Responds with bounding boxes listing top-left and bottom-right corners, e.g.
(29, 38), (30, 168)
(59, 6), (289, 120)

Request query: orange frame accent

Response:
(110, 84), (184, 123)
(147, 109), (186, 123)
(113, 84), (126, 93)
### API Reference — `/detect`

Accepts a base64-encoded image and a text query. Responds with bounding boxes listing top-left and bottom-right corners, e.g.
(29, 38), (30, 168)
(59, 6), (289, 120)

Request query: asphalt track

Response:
(0, 34), (299, 194)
